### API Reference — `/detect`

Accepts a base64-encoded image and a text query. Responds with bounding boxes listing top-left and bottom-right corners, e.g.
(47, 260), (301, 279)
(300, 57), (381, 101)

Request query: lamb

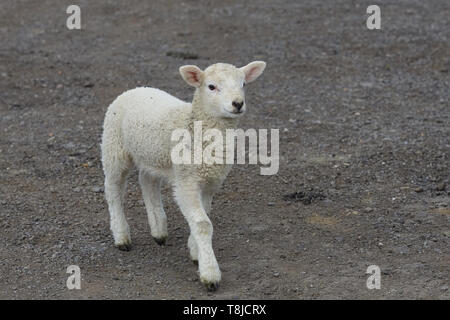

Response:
(101, 61), (266, 291)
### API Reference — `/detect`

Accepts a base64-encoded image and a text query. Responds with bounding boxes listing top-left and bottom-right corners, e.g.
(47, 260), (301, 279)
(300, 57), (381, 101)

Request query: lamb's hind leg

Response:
(104, 160), (132, 251)
(139, 170), (168, 245)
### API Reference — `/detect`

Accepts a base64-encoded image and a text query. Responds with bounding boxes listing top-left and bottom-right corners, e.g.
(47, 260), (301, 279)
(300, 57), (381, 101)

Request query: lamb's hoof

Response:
(116, 243), (132, 251)
(153, 236), (167, 246)
(192, 259), (198, 266)
(204, 281), (219, 292)
(199, 265), (221, 292)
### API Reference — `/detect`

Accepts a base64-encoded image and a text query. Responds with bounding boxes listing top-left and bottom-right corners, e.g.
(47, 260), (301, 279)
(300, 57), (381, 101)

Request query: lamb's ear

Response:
(179, 65), (204, 87)
(240, 61), (266, 83)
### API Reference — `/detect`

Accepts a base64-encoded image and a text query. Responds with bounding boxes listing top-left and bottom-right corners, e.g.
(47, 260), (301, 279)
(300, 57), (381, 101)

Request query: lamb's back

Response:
(119, 87), (191, 170)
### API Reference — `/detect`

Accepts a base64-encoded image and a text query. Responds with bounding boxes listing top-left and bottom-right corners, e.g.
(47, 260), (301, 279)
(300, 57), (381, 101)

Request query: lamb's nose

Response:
(232, 100), (244, 111)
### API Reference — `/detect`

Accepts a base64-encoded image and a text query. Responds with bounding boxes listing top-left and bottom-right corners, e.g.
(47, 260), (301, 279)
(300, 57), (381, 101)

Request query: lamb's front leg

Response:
(174, 183), (221, 291)
(188, 186), (215, 264)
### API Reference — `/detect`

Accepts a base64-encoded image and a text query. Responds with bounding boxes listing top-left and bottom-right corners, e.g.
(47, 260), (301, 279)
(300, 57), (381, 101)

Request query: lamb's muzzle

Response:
(232, 100), (244, 112)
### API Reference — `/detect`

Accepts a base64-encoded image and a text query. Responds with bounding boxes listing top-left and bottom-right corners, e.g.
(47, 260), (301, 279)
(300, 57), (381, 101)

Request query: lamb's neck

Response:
(190, 91), (239, 132)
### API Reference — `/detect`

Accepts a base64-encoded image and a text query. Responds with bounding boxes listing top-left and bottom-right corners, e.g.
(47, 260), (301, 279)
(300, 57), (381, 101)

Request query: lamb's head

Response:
(179, 61), (266, 119)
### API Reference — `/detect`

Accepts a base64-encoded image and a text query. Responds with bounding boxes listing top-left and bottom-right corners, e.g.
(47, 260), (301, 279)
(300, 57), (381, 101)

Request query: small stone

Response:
(382, 268), (393, 275)
(92, 186), (104, 193)
(267, 202), (275, 206)
(63, 142), (76, 150)
(273, 272), (280, 277)
(415, 187), (424, 193)
(436, 183), (446, 191)
(364, 207), (373, 213)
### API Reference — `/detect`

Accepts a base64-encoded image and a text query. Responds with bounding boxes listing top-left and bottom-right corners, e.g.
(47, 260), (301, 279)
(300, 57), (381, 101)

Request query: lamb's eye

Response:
(208, 84), (216, 91)
(243, 82), (246, 87)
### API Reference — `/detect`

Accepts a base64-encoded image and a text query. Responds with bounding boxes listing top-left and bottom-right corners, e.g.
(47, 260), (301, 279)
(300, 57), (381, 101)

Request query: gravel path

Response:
(0, 0), (448, 299)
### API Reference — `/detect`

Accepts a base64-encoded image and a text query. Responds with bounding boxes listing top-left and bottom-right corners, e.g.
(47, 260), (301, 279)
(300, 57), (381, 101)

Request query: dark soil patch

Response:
(283, 190), (326, 205)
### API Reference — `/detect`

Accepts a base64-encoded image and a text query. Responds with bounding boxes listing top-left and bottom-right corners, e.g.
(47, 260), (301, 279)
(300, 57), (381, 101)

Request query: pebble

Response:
(382, 268), (393, 275)
(436, 183), (446, 191)
(92, 186), (104, 193)
(415, 187), (424, 193)
(63, 142), (76, 150)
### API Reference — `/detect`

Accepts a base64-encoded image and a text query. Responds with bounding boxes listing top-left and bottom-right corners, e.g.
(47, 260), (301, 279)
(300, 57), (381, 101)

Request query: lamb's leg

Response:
(104, 167), (131, 251)
(189, 185), (215, 264)
(139, 170), (168, 245)
(174, 182), (221, 291)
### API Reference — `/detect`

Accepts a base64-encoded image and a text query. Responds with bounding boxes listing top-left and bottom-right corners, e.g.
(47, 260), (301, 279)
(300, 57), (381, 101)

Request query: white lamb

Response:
(101, 61), (266, 291)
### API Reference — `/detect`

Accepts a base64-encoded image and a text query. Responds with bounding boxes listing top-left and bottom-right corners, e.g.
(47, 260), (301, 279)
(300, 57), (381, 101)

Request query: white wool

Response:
(101, 61), (266, 291)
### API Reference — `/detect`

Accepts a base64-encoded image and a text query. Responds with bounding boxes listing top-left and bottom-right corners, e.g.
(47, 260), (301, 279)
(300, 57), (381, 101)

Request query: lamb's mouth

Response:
(225, 109), (244, 116)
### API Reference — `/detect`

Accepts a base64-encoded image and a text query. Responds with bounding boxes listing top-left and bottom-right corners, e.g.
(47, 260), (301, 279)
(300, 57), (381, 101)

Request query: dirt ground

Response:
(0, 0), (449, 299)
